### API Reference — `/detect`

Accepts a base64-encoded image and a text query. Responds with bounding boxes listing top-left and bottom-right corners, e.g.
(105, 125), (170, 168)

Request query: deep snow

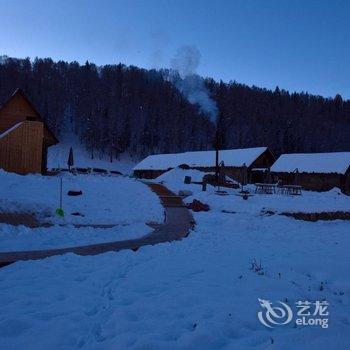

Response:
(0, 170), (163, 250)
(0, 168), (349, 349)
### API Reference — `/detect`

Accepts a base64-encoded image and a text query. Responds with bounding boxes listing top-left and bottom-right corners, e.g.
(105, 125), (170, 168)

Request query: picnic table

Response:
(279, 184), (302, 195)
(254, 183), (277, 194)
(255, 182), (302, 195)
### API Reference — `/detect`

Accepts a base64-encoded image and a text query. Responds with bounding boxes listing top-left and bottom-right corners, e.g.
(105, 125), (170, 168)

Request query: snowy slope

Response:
(48, 135), (136, 174)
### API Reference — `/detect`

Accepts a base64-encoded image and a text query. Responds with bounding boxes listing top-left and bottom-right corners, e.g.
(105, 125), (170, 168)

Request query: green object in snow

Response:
(56, 208), (65, 217)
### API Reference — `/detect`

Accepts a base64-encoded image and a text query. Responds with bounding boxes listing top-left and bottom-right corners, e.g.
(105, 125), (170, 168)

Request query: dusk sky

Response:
(1, 0), (349, 98)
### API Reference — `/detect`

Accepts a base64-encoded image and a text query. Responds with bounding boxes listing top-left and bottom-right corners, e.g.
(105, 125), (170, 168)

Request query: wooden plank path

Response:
(0, 183), (194, 266)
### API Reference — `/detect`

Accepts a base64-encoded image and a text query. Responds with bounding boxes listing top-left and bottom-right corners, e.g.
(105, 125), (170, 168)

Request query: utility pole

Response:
(214, 112), (224, 186)
(215, 129), (220, 184)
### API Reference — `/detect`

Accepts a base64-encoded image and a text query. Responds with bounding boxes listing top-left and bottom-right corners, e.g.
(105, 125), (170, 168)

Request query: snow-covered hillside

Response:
(0, 168), (349, 349)
(48, 135), (136, 174)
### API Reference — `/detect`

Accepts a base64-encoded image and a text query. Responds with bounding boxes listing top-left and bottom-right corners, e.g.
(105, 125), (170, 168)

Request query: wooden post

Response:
(215, 130), (219, 185)
(68, 147), (74, 172)
(55, 176), (64, 217)
(60, 177), (63, 210)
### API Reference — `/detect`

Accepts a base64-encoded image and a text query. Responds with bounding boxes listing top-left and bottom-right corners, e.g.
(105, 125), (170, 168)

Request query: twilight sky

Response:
(1, 0), (349, 98)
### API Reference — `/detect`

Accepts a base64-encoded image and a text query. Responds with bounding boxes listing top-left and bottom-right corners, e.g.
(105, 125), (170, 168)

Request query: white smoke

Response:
(171, 45), (201, 77)
(170, 46), (218, 123)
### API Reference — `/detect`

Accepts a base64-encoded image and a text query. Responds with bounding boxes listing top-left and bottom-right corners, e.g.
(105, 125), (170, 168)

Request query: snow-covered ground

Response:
(0, 168), (349, 349)
(157, 168), (350, 213)
(0, 223), (155, 251)
(0, 170), (163, 250)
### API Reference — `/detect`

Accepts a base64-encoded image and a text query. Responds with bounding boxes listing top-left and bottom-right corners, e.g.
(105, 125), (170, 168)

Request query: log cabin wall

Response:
(191, 166), (240, 182)
(133, 149), (276, 182)
(344, 170), (350, 195)
(0, 121), (44, 174)
(135, 166), (255, 183)
(133, 169), (168, 179)
(271, 171), (350, 194)
(0, 90), (57, 147)
(250, 149), (276, 169)
(0, 92), (40, 133)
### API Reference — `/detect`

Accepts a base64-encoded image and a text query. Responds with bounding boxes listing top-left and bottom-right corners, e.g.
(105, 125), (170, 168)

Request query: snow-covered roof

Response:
(0, 89), (59, 145)
(271, 152), (350, 175)
(133, 153), (185, 171)
(0, 122), (23, 139)
(134, 147), (268, 171)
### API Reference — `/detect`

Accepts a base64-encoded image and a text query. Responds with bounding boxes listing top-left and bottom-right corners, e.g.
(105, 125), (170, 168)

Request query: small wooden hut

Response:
(271, 152), (350, 194)
(133, 147), (275, 182)
(0, 89), (58, 175)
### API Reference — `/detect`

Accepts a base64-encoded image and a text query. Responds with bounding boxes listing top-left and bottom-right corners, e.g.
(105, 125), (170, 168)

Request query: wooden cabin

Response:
(271, 152), (350, 194)
(0, 89), (58, 175)
(133, 147), (275, 182)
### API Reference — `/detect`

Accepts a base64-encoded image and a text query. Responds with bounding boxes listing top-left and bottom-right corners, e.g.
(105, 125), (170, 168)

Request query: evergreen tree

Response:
(0, 56), (348, 159)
